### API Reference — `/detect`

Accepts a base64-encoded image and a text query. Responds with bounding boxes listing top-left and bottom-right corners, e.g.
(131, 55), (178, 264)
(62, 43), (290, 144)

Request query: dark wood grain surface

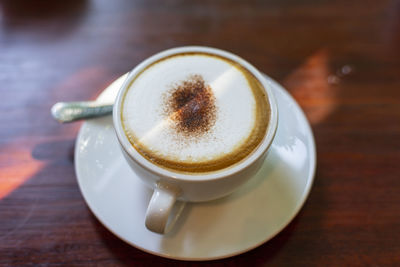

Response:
(1, 0), (399, 265)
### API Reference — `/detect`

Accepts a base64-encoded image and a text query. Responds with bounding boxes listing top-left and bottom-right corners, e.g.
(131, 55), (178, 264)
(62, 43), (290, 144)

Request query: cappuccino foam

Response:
(121, 52), (270, 173)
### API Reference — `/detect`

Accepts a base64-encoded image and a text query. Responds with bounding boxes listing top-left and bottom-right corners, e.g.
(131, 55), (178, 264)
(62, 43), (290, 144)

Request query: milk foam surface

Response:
(122, 54), (257, 164)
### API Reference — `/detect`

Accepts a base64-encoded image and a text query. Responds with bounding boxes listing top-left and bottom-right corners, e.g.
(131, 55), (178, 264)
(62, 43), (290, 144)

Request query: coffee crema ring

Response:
(121, 52), (271, 174)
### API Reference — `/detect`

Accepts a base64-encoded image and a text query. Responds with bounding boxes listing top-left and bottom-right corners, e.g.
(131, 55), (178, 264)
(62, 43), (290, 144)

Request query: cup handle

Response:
(145, 181), (183, 234)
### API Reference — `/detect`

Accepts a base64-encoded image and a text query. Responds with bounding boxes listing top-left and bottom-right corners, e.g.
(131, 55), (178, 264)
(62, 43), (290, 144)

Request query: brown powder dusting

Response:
(164, 74), (216, 137)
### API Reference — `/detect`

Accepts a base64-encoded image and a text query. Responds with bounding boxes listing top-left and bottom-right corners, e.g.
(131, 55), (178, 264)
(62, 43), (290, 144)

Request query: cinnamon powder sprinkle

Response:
(164, 74), (216, 137)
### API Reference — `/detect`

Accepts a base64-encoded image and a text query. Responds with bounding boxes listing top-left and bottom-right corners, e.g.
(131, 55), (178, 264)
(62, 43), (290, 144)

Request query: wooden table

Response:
(1, 0), (399, 265)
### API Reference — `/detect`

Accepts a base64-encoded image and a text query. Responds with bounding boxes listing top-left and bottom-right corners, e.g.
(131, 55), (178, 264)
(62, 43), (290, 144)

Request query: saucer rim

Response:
(74, 73), (316, 261)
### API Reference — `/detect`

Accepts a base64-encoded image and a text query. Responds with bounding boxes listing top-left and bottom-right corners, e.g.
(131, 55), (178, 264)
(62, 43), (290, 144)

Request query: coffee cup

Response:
(113, 46), (278, 234)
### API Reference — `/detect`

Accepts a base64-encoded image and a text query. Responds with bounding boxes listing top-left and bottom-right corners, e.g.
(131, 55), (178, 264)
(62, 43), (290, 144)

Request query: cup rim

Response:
(113, 46), (278, 181)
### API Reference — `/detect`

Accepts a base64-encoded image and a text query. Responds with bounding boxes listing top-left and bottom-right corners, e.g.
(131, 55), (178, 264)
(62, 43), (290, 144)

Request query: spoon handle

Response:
(51, 102), (113, 123)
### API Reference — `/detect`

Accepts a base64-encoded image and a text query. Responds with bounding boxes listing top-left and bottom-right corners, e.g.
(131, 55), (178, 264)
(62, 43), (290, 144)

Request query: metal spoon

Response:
(51, 101), (113, 123)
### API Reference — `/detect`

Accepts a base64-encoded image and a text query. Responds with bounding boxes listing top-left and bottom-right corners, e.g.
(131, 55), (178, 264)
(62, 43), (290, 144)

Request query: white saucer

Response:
(75, 73), (316, 261)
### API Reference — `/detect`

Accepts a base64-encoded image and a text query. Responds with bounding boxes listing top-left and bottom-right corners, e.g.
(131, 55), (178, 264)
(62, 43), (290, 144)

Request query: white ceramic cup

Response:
(113, 46), (278, 234)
